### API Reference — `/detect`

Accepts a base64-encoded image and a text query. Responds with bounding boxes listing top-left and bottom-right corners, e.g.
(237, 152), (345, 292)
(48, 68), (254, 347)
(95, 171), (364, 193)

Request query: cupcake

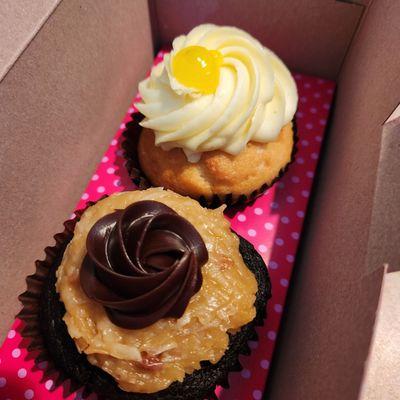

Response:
(127, 24), (298, 207)
(18, 188), (271, 399)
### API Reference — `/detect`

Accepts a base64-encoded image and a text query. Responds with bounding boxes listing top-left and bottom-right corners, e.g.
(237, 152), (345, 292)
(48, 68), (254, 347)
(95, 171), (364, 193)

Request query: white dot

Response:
(291, 176), (300, 183)
(280, 278), (289, 287)
(297, 210), (305, 218)
(311, 152), (318, 160)
(301, 139), (309, 147)
(271, 201), (279, 209)
(275, 238), (284, 246)
(248, 340), (258, 349)
(116, 149), (124, 157)
(119, 123), (126, 130)
(296, 111), (304, 118)
(96, 186), (105, 193)
(306, 171), (314, 178)
(304, 82), (311, 88)
(248, 229), (257, 237)
(294, 74), (301, 80)
(110, 139), (118, 146)
(254, 207), (263, 215)
(318, 78), (325, 84)
(274, 304), (283, 313)
(253, 389), (263, 400)
(12, 348), (21, 358)
(260, 359), (270, 369)
(241, 369), (251, 379)
(327, 88), (334, 94)
(281, 216), (290, 224)
(286, 254), (295, 262)
(113, 179), (121, 187)
(323, 103), (330, 110)
(0, 377), (6, 387)
(81, 193), (89, 200)
(296, 157), (304, 164)
(24, 389), (34, 399)
(237, 214), (246, 222)
(286, 196), (295, 203)
(310, 107), (317, 114)
(45, 379), (54, 390)
(18, 368), (27, 378)
(7, 330), (16, 339)
(314, 92), (321, 98)
(101, 156), (109, 163)
(69, 212), (76, 220)
(258, 244), (268, 253)
(277, 181), (285, 189)
(128, 107), (134, 113)
(106, 167), (115, 174)
(315, 135), (322, 142)
(269, 260), (278, 270)
(306, 123), (313, 130)
(91, 174), (99, 181)
(264, 222), (274, 231)
(319, 118), (327, 125)
(291, 232), (300, 239)
(300, 96), (307, 103)
(301, 190), (310, 198)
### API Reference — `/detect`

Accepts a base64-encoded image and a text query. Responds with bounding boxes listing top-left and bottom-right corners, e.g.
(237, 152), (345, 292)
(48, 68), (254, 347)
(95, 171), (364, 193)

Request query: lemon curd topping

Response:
(172, 46), (223, 94)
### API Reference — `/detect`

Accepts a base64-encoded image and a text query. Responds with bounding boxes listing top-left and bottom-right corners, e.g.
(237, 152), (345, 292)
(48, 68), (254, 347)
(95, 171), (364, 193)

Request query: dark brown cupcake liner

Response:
(122, 113), (298, 208)
(17, 200), (271, 400)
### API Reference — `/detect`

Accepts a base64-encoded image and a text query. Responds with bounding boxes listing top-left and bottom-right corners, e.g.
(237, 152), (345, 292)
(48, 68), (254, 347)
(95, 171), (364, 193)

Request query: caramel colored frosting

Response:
(56, 189), (257, 393)
(136, 24), (298, 162)
(80, 200), (208, 329)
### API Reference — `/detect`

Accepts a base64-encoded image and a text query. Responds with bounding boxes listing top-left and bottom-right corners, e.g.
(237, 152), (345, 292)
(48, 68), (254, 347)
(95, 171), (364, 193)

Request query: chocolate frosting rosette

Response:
(80, 200), (208, 329)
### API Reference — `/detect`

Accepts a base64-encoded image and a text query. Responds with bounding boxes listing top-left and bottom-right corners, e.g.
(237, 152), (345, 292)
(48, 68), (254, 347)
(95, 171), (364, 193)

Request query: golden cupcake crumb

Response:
(138, 123), (294, 202)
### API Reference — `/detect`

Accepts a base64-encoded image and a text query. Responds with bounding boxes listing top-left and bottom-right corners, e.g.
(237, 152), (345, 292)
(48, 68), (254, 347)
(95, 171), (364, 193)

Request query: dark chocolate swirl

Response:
(79, 200), (208, 329)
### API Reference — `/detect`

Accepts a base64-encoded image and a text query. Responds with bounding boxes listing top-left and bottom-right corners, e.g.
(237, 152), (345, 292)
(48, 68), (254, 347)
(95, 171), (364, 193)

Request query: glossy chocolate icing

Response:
(79, 200), (208, 329)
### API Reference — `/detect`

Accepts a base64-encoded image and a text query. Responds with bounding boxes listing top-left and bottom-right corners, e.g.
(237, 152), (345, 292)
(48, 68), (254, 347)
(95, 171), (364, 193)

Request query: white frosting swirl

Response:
(136, 24), (298, 162)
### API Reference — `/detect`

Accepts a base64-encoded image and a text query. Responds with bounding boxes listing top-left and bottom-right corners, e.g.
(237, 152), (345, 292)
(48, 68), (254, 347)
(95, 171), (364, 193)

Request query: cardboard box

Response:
(0, 0), (399, 399)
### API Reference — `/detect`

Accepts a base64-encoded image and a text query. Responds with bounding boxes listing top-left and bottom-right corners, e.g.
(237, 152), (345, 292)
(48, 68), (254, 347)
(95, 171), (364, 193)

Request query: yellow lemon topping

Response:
(172, 46), (223, 94)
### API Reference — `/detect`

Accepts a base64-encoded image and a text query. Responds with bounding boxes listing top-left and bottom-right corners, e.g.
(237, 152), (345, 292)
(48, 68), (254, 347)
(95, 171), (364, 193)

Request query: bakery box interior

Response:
(1, 0), (399, 399)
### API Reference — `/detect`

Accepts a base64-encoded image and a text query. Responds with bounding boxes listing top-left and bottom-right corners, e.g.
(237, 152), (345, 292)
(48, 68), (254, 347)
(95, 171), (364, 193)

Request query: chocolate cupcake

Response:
(19, 188), (271, 399)
(125, 24), (298, 207)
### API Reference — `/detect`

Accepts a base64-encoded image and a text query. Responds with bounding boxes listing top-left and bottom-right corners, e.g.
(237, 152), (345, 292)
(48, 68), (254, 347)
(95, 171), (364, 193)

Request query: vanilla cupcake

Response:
(126, 24), (298, 207)
(18, 189), (271, 399)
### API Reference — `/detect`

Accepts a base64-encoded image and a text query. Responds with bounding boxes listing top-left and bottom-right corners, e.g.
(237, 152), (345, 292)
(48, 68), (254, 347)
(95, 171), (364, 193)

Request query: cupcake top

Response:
(136, 24), (298, 162)
(56, 189), (257, 393)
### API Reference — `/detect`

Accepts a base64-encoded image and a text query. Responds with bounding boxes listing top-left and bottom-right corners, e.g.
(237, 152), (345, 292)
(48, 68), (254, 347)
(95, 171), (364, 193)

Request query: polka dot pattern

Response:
(0, 50), (334, 399)
(18, 368), (27, 379)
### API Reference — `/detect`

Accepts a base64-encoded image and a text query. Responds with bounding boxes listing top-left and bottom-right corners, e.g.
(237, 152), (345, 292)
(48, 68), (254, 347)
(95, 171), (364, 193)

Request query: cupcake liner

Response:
(122, 113), (298, 208)
(17, 201), (271, 400)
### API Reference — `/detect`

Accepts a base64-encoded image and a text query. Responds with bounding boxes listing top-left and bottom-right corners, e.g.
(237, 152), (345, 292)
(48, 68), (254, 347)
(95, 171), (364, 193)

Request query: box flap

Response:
(267, 0), (400, 398)
(359, 268), (400, 399)
(0, 0), (61, 80)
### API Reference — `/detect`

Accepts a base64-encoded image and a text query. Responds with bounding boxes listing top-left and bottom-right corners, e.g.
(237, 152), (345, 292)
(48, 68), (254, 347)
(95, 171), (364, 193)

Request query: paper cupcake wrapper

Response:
(17, 201), (271, 400)
(122, 113), (298, 208)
